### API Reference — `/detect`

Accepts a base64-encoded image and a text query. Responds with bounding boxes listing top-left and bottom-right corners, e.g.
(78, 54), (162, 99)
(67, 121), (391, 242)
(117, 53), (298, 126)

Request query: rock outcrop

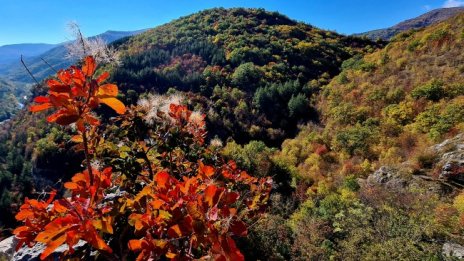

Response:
(0, 236), (86, 261)
(433, 133), (464, 184)
(443, 242), (464, 259)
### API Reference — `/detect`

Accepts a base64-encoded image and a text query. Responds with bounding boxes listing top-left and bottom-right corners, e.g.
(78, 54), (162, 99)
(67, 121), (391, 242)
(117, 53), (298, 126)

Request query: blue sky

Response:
(0, 0), (463, 46)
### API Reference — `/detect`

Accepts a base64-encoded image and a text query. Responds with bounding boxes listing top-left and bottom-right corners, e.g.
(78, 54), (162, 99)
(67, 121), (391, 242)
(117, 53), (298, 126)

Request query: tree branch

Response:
(20, 55), (40, 85)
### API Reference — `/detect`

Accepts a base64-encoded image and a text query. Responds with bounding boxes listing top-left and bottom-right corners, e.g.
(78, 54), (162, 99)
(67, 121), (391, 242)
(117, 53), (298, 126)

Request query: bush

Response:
(411, 80), (444, 101)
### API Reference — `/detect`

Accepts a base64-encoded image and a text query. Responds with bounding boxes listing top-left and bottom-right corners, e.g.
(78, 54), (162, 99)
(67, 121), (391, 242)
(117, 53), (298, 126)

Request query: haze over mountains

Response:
(0, 29), (147, 84)
(0, 43), (57, 66)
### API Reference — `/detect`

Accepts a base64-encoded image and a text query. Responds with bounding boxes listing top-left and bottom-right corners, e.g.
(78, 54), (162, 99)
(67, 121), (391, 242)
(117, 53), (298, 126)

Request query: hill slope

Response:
(276, 12), (464, 190)
(111, 7), (376, 144)
(242, 11), (464, 261)
(357, 7), (464, 40)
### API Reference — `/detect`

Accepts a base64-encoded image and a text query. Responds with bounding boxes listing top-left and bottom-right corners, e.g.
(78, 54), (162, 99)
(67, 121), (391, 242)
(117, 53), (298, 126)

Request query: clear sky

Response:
(0, 0), (463, 46)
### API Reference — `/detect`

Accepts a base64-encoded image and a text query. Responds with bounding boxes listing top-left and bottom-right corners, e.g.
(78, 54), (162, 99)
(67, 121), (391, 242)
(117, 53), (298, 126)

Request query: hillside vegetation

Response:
(242, 12), (464, 260)
(0, 78), (24, 121)
(111, 7), (376, 144)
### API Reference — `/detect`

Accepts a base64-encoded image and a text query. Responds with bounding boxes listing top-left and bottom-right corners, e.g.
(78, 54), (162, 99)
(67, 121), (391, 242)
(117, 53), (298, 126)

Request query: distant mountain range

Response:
(0, 43), (58, 66)
(356, 7), (464, 40)
(0, 29), (147, 84)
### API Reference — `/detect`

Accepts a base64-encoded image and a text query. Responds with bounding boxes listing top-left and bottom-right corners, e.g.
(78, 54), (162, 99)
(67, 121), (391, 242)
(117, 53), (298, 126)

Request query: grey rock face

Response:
(0, 235), (86, 261)
(367, 166), (408, 189)
(434, 134), (464, 183)
(443, 242), (464, 258)
(0, 236), (16, 260)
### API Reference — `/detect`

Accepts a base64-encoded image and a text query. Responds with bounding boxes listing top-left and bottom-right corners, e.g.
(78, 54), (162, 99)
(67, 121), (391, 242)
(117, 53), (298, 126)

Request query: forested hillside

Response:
(243, 12), (464, 260)
(0, 7), (464, 261)
(0, 78), (24, 121)
(110, 8), (377, 144)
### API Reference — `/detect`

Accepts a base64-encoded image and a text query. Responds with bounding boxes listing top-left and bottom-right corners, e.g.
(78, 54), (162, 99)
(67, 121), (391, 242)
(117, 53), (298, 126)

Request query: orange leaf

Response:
(30, 103), (53, 112)
(82, 56), (96, 77)
(71, 135), (83, 143)
(205, 185), (218, 207)
(84, 221), (112, 253)
(92, 216), (114, 234)
(64, 181), (78, 190)
(96, 71), (110, 84)
(128, 239), (143, 251)
(39, 234), (67, 260)
(99, 97), (126, 114)
(53, 200), (69, 213)
(199, 162), (215, 178)
(166, 251), (177, 259)
(98, 84), (118, 97)
(151, 199), (164, 209)
(15, 209), (35, 221)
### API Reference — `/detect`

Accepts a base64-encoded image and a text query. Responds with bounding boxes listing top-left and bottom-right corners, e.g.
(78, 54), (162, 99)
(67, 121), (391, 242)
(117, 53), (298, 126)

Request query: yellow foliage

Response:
(453, 193), (464, 214)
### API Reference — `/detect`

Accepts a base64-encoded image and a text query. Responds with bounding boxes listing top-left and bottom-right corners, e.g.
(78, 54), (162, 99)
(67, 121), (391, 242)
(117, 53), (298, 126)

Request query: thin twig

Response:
(20, 55), (40, 85)
(77, 27), (87, 56)
(40, 58), (58, 73)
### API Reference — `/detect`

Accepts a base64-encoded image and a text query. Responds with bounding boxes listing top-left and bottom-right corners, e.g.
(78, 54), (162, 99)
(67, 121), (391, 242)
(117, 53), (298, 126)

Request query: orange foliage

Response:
(14, 56), (271, 261)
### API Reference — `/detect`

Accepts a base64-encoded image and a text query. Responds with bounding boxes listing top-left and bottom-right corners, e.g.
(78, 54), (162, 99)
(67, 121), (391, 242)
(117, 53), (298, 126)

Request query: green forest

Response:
(0, 7), (464, 261)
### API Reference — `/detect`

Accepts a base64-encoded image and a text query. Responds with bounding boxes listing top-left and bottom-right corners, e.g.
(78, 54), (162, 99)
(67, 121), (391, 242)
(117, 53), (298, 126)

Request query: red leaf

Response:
(30, 103), (53, 112)
(230, 220), (247, 237)
(96, 71), (110, 84)
(167, 224), (182, 238)
(55, 114), (80, 126)
(33, 96), (50, 103)
(49, 83), (71, 93)
(82, 56), (96, 77)
(155, 171), (170, 189)
(223, 192), (240, 205)
(85, 114), (100, 126)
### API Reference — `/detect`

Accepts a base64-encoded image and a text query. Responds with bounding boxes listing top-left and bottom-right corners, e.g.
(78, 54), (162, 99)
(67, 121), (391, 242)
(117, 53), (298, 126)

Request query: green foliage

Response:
(333, 123), (378, 157)
(222, 140), (275, 177)
(231, 62), (262, 91)
(288, 94), (309, 118)
(112, 7), (373, 144)
(288, 184), (444, 260)
(411, 80), (445, 101)
(0, 79), (23, 122)
(407, 39), (422, 52)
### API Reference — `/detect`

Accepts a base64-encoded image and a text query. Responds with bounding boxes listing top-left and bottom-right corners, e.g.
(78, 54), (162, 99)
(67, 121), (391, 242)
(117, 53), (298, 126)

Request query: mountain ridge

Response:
(0, 29), (148, 83)
(356, 7), (464, 40)
(0, 43), (57, 66)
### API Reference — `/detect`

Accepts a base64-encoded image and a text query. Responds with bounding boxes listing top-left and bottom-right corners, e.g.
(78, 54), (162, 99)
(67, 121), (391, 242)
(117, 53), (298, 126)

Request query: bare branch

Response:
(41, 58), (58, 73)
(20, 55), (40, 85)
